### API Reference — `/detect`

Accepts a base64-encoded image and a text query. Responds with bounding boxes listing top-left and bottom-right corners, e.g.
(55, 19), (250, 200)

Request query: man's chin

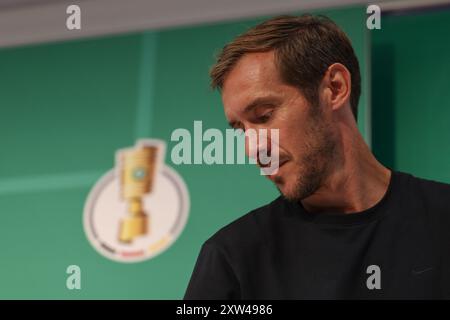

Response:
(279, 189), (299, 202)
(270, 172), (312, 201)
(277, 180), (317, 202)
(276, 183), (298, 201)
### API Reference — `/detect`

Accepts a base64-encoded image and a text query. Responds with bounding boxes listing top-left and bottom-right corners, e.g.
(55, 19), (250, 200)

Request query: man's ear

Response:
(321, 63), (351, 112)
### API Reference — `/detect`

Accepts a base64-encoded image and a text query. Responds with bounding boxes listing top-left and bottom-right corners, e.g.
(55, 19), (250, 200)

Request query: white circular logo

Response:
(83, 139), (190, 263)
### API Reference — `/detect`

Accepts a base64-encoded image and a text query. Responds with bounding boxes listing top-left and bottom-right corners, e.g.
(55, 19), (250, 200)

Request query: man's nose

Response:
(244, 129), (272, 166)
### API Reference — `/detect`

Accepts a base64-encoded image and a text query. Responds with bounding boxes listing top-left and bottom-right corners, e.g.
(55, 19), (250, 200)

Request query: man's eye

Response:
(258, 111), (273, 123)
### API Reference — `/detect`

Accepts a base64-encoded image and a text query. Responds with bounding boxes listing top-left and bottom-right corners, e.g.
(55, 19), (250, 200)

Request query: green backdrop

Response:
(372, 9), (450, 183)
(0, 6), (369, 299)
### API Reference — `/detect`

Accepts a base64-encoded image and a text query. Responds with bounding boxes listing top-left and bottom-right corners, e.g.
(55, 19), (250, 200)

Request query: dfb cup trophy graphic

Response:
(117, 143), (158, 243)
(84, 139), (190, 263)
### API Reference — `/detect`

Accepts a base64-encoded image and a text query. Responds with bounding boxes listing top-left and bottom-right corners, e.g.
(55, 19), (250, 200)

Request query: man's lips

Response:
(264, 159), (289, 180)
(258, 157), (289, 168)
(274, 159), (289, 169)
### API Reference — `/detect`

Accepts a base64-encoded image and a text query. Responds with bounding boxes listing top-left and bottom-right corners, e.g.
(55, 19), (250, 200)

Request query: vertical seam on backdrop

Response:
(365, 24), (373, 149)
(135, 31), (158, 139)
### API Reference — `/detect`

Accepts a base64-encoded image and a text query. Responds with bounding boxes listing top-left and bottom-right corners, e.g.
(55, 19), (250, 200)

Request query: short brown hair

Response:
(210, 14), (361, 120)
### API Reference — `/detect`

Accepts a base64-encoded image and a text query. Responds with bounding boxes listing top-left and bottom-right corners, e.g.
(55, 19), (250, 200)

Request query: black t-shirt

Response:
(184, 170), (450, 299)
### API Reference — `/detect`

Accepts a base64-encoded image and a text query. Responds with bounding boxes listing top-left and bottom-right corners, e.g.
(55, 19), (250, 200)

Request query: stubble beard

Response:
(278, 105), (338, 202)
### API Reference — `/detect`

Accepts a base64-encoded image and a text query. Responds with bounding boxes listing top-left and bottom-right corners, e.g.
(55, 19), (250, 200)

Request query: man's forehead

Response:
(222, 51), (278, 92)
(221, 51), (282, 118)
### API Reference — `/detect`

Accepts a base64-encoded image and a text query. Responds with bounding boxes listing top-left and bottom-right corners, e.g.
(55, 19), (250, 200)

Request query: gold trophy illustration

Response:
(116, 140), (165, 243)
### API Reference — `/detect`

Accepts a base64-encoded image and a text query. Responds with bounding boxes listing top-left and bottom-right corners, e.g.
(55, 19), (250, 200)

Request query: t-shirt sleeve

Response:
(184, 241), (241, 300)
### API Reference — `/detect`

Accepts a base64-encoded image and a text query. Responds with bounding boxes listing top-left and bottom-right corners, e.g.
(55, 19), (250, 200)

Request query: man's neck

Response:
(301, 123), (391, 214)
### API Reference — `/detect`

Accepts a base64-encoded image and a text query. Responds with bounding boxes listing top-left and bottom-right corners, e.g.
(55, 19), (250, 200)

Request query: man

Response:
(184, 14), (450, 299)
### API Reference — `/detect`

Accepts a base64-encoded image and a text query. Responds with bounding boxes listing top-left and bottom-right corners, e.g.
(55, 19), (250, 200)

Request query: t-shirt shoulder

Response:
(399, 171), (450, 224)
(405, 171), (450, 208)
(203, 196), (284, 251)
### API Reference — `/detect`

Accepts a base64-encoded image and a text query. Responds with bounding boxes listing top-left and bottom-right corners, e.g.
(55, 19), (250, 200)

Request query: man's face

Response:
(222, 51), (337, 201)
